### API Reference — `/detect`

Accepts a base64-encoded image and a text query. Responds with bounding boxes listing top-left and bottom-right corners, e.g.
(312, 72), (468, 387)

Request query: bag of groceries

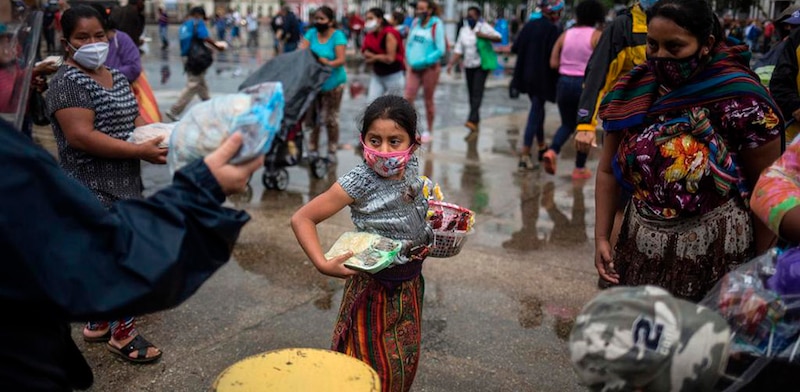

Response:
(168, 82), (284, 173)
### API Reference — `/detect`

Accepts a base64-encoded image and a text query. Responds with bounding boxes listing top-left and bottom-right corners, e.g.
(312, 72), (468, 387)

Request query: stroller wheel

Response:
(274, 168), (289, 191)
(262, 171), (276, 189)
(310, 157), (328, 179)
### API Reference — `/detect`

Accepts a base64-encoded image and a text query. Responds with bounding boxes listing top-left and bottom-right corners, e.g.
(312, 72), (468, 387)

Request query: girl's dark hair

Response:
(575, 0), (605, 27)
(314, 6), (337, 28)
(61, 5), (104, 40)
(646, 0), (723, 49)
(467, 6), (481, 16)
(88, 3), (115, 31)
(360, 95), (418, 143)
(367, 8), (389, 27)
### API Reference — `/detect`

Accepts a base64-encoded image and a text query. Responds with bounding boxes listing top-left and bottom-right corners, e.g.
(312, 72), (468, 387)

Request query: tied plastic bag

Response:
(168, 82), (284, 173)
(127, 122), (174, 148)
(701, 248), (800, 360)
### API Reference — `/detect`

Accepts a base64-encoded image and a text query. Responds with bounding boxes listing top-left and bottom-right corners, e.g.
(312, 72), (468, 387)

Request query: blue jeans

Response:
(523, 93), (546, 149)
(159, 25), (168, 47)
(367, 71), (406, 103)
(552, 75), (587, 168)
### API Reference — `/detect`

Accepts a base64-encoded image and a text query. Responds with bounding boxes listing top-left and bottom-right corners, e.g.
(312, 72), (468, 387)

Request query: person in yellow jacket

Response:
(573, 1), (653, 153)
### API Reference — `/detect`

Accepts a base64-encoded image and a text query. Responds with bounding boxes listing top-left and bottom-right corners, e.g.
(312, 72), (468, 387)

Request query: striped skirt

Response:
(331, 273), (424, 392)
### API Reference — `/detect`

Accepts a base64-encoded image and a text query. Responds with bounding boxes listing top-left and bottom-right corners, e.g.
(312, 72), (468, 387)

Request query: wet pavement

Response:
(38, 26), (602, 391)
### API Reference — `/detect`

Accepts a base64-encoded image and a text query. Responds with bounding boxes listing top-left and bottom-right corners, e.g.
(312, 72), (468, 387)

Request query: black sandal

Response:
(106, 335), (162, 364)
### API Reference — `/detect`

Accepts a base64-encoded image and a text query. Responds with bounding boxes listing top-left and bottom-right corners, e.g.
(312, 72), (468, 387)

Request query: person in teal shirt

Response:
(300, 6), (347, 162)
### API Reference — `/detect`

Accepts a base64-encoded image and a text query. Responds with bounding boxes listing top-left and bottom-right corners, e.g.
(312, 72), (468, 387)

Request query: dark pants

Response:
(552, 75), (588, 168)
(284, 41), (298, 53)
(523, 93), (546, 148)
(43, 28), (55, 53)
(465, 67), (489, 124)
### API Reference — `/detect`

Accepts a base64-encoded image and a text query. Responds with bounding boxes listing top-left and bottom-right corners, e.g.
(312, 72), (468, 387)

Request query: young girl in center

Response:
(291, 95), (433, 392)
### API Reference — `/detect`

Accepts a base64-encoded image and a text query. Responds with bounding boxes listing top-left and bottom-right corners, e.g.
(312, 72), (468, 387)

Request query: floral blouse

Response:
(615, 95), (781, 219)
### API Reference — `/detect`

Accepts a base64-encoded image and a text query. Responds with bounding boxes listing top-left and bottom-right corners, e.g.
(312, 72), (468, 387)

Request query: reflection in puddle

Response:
(542, 181), (588, 245)
(503, 174), (543, 251)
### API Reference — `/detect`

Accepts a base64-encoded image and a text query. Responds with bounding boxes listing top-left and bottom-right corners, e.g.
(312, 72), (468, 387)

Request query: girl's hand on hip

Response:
(595, 239), (619, 284)
(318, 251), (358, 279)
(575, 131), (595, 154)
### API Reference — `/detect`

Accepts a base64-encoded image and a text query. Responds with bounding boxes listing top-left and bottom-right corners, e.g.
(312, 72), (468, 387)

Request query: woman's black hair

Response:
(314, 6), (337, 28)
(88, 3), (115, 31)
(575, 0), (605, 27)
(61, 5), (104, 41)
(646, 0), (724, 49)
(366, 7), (389, 27)
(359, 95), (418, 143)
(467, 6), (481, 17)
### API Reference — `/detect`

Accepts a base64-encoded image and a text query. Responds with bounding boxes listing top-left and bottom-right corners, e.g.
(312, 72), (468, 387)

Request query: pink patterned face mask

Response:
(361, 142), (414, 177)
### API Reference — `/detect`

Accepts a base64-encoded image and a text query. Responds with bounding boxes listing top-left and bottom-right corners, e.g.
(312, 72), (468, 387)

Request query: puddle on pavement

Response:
(229, 186), (348, 311)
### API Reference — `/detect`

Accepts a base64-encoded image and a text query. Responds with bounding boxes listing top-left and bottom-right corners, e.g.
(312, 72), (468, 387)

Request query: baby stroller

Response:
(239, 49), (332, 190)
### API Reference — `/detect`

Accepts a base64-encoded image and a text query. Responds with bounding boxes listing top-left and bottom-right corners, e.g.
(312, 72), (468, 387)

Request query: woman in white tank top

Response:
(543, 0), (605, 180)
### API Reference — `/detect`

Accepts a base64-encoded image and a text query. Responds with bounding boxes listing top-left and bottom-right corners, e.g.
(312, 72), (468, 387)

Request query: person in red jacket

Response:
(349, 11), (365, 50)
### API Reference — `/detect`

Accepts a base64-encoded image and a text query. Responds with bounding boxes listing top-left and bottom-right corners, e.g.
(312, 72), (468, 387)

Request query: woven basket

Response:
(428, 201), (474, 258)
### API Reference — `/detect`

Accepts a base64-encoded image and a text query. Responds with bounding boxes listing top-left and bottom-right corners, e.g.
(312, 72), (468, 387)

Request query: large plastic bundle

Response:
(700, 248), (800, 361)
(168, 82), (284, 173)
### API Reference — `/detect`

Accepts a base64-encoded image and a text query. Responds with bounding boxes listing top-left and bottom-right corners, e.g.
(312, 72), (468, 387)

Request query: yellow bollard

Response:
(212, 348), (380, 392)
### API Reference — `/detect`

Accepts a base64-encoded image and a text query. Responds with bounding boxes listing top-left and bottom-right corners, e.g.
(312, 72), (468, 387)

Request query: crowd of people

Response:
(9, 0), (800, 390)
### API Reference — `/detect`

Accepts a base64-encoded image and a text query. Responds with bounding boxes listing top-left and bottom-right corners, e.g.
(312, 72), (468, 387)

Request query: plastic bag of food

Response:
(127, 122), (174, 148)
(701, 248), (800, 360)
(168, 82), (284, 173)
(325, 232), (403, 274)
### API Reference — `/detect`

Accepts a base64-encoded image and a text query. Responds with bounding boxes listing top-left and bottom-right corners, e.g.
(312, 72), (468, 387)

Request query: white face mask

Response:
(365, 19), (379, 32)
(68, 41), (109, 70)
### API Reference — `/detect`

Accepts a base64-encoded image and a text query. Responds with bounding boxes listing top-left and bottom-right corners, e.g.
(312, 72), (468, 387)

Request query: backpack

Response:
(185, 22), (213, 75)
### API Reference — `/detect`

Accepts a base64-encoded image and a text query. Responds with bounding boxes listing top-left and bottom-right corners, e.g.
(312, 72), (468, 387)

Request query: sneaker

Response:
(420, 131), (432, 143)
(327, 149), (338, 164)
(542, 149), (557, 175)
(165, 111), (180, 122)
(571, 168), (593, 180)
(518, 154), (536, 171)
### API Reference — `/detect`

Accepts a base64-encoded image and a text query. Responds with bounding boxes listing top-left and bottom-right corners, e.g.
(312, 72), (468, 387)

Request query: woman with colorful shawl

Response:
(594, 0), (782, 302)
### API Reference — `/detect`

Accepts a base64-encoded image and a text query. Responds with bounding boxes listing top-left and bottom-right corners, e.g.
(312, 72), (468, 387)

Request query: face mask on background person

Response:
(68, 41), (108, 70)
(314, 22), (330, 33)
(364, 19), (379, 32)
(467, 17), (477, 28)
(416, 11), (429, 20)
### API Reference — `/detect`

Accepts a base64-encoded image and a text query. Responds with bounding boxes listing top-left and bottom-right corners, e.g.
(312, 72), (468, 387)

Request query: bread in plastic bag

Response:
(168, 82), (284, 173)
(127, 122), (174, 148)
